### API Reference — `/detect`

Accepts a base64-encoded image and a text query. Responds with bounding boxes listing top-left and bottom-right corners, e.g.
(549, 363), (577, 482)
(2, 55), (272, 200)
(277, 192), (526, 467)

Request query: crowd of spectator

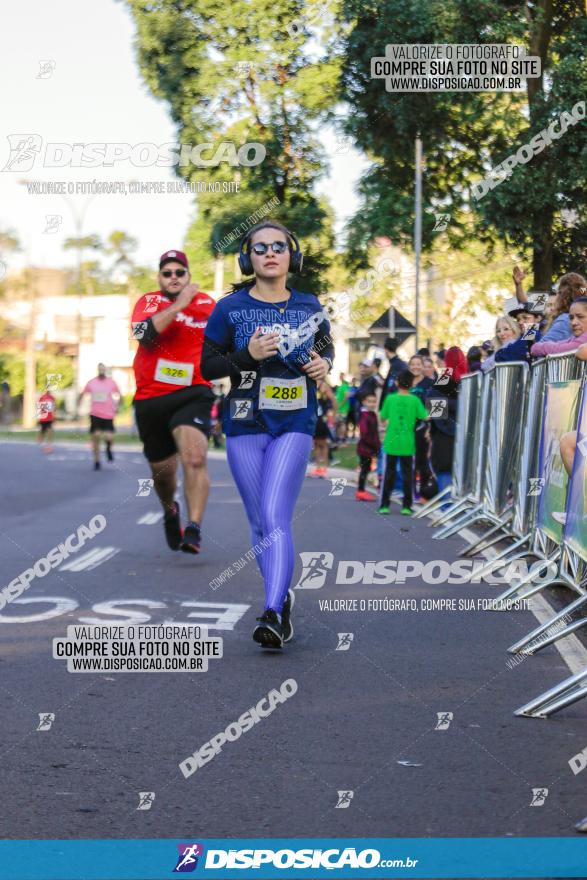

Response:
(308, 266), (587, 514)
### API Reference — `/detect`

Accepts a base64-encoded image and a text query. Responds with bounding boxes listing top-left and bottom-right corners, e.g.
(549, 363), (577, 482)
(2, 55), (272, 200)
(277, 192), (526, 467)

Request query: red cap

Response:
(159, 250), (189, 270)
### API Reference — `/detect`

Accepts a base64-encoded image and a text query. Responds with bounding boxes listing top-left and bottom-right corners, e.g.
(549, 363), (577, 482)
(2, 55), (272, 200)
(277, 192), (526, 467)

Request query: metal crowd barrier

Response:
(432, 363), (528, 541)
(414, 371), (481, 520)
(424, 371), (491, 535)
(419, 350), (587, 720)
(458, 363), (530, 557)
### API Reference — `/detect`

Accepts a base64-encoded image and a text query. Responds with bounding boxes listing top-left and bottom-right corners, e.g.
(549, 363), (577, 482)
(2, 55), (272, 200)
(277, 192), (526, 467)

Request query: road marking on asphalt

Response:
(0, 598), (249, 630)
(460, 526), (587, 676)
(137, 512), (164, 525)
(58, 547), (120, 572)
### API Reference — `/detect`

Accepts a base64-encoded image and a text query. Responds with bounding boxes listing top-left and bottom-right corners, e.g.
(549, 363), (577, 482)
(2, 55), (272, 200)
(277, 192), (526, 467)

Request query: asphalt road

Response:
(1, 440), (586, 843)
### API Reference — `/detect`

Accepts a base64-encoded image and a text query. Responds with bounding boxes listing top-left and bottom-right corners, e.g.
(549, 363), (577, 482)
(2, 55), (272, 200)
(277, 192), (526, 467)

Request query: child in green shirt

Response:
(379, 369), (429, 515)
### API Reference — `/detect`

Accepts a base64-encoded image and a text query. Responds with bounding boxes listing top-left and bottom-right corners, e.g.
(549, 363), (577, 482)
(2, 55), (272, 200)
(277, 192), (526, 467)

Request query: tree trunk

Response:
(526, 0), (555, 292)
(532, 216), (554, 291)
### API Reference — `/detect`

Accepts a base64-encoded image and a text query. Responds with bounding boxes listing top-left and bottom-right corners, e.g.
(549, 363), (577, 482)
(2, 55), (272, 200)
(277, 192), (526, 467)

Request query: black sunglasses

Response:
(161, 268), (187, 278)
(250, 240), (289, 256)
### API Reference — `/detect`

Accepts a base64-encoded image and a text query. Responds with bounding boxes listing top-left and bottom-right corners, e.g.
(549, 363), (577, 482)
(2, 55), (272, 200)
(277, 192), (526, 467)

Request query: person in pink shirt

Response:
(78, 363), (121, 470)
(530, 297), (587, 358)
(532, 298), (587, 524)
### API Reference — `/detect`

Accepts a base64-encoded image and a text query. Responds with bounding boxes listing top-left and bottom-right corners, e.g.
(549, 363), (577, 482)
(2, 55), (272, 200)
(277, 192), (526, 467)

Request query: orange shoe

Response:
(355, 490), (376, 502)
(308, 467), (321, 478)
(318, 467), (328, 478)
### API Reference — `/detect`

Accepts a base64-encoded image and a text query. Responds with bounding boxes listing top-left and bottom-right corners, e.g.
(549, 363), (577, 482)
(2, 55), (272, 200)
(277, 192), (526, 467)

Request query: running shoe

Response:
(181, 521), (201, 554)
(401, 507), (413, 516)
(253, 609), (283, 649)
(378, 506), (390, 515)
(308, 467), (321, 478)
(281, 590), (295, 643)
(106, 442), (114, 462)
(93, 461), (101, 471)
(317, 467), (328, 478)
(356, 490), (376, 502)
(163, 501), (183, 551)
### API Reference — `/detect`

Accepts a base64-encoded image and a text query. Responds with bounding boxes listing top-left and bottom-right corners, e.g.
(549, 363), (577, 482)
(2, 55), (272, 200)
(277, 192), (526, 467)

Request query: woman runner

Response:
(201, 220), (334, 649)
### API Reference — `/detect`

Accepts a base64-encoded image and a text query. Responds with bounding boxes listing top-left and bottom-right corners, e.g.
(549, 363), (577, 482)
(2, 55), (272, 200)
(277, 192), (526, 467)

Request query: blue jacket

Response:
(540, 313), (571, 342)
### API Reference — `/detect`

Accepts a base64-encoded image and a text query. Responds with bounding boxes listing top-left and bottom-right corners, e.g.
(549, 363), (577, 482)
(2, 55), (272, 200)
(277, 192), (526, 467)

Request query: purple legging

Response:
(225, 432), (312, 612)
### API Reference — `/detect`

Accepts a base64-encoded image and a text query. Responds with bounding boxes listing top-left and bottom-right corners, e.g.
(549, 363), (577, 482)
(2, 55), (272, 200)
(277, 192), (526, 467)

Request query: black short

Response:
(133, 385), (215, 462)
(38, 421), (53, 433)
(90, 416), (115, 433)
(314, 419), (330, 440)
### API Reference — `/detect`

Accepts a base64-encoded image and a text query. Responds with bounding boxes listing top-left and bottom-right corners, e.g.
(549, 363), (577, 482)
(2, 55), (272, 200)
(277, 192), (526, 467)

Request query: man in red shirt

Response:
(131, 249), (216, 554)
(37, 388), (56, 453)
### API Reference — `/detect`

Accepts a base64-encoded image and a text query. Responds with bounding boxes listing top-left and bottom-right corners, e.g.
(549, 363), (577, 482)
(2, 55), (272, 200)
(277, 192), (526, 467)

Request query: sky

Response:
(0, 1), (368, 276)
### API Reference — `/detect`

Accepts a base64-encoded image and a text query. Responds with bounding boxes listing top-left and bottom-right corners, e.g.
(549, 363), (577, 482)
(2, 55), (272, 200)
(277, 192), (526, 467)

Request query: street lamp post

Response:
(59, 194), (97, 417)
(414, 133), (422, 352)
(17, 180), (96, 420)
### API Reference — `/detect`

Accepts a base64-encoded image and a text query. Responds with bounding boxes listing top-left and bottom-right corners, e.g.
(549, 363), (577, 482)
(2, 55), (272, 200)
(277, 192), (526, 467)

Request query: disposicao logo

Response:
(173, 843), (204, 872)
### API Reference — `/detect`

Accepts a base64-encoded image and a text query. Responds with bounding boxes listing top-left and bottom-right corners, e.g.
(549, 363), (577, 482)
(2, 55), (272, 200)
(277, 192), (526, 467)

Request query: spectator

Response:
(531, 297), (587, 357)
(334, 372), (350, 443)
(425, 370), (460, 499)
(309, 380), (336, 478)
(481, 316), (520, 372)
(466, 345), (482, 373)
(379, 337), (408, 411)
(539, 289), (559, 331)
(372, 358), (385, 391)
(492, 306), (542, 364)
(357, 358), (380, 402)
(378, 340), (408, 490)
(355, 391), (381, 502)
(508, 304), (542, 333)
(444, 346), (469, 382)
(538, 272), (587, 343)
(210, 386), (225, 449)
(379, 369), (429, 516)
(408, 355), (434, 495)
(346, 378), (359, 439)
(435, 348), (446, 371)
(511, 265), (563, 336)
(423, 356), (438, 381)
(481, 340), (494, 361)
(409, 355), (435, 399)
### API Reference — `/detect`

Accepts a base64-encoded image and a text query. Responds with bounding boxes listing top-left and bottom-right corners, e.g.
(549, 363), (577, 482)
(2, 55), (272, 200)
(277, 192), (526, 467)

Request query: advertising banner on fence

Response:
(564, 381), (587, 562)
(537, 380), (581, 543)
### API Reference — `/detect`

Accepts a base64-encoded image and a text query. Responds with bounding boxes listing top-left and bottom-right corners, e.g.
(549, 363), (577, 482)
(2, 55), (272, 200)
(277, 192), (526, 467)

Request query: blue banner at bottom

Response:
(0, 837), (585, 879)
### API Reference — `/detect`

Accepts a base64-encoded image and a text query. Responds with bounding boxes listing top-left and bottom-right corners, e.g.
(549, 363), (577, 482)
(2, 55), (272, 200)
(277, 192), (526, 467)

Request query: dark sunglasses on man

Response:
(161, 268), (187, 278)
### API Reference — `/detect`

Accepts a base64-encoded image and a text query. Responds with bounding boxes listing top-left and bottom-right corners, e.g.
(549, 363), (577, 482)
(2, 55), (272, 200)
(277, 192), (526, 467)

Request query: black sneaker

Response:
(163, 501), (183, 551)
(281, 590), (295, 643)
(106, 442), (114, 462)
(253, 609), (283, 649)
(93, 461), (101, 471)
(181, 521), (201, 554)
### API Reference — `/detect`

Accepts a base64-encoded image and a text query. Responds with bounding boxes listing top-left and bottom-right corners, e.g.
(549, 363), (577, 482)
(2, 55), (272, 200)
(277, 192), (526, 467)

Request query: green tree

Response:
(123, 0), (341, 293)
(339, 0), (587, 288)
(36, 355), (75, 391)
